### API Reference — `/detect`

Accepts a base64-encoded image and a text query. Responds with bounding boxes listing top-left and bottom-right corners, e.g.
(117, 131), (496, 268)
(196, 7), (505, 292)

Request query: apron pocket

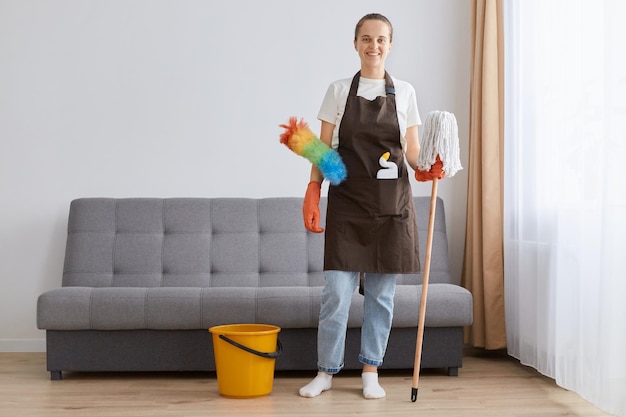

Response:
(377, 178), (408, 216)
(329, 178), (376, 216)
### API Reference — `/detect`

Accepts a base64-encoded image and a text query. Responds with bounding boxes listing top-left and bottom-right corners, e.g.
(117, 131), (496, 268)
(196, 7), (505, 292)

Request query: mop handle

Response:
(411, 177), (439, 402)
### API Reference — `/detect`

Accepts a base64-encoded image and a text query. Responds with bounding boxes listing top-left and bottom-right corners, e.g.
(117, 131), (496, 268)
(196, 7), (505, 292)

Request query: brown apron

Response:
(324, 71), (420, 274)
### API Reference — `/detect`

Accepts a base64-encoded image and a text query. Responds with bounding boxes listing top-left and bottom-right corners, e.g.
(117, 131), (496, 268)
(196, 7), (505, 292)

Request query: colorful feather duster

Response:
(279, 117), (347, 185)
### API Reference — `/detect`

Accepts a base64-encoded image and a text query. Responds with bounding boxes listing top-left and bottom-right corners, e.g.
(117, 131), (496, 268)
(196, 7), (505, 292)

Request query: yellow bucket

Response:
(209, 324), (282, 398)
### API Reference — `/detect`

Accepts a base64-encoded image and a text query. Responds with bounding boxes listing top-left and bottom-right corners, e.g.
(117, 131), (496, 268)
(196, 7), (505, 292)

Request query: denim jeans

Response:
(317, 270), (397, 374)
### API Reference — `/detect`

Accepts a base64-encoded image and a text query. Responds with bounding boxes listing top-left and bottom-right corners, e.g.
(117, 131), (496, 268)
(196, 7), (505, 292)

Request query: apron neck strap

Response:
(384, 72), (395, 95)
(348, 71), (396, 97)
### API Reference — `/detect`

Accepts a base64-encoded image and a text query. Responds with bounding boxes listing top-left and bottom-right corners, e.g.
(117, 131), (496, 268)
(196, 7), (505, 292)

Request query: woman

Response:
(299, 13), (442, 399)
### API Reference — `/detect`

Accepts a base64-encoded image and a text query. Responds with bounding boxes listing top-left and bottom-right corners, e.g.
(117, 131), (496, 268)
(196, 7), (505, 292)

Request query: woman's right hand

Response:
(303, 181), (324, 233)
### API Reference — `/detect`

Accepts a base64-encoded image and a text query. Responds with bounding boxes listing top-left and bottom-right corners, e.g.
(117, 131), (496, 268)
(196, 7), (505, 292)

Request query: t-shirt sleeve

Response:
(406, 84), (421, 127)
(317, 83), (338, 125)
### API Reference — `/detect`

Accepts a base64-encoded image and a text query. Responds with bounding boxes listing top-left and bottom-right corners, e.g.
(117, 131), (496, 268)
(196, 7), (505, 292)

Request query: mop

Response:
(411, 110), (462, 402)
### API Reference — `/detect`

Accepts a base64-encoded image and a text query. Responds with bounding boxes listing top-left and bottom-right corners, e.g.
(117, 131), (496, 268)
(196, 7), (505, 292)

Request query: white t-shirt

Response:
(317, 75), (421, 151)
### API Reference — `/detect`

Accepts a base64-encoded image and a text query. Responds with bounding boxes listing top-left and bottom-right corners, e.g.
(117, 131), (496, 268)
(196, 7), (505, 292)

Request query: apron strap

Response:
(384, 72), (395, 95)
(348, 71), (396, 96)
(348, 71), (361, 97)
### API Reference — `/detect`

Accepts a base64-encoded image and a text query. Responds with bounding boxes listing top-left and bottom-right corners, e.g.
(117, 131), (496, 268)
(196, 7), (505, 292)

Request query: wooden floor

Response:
(0, 349), (612, 417)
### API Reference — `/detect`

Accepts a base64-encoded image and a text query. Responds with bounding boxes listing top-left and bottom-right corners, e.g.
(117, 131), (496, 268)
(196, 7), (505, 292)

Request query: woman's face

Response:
(354, 19), (392, 71)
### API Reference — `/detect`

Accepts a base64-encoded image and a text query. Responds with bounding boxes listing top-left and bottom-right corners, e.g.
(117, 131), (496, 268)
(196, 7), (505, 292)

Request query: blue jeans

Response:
(317, 270), (397, 374)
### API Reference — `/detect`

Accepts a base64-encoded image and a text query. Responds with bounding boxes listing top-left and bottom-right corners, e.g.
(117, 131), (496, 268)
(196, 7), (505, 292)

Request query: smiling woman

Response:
(297, 12), (442, 400)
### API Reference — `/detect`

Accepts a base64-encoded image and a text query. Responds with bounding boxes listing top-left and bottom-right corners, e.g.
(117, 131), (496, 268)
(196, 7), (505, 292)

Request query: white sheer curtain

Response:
(503, 1), (626, 416)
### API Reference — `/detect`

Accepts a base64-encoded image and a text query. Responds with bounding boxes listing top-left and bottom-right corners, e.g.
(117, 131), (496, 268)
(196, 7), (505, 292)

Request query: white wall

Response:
(0, 0), (471, 351)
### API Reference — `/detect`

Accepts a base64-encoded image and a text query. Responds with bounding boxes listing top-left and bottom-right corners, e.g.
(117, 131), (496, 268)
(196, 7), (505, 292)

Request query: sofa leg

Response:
(50, 371), (62, 381)
(447, 367), (459, 376)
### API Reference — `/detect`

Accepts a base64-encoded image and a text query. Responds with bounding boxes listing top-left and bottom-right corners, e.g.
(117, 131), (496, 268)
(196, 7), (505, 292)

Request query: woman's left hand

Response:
(415, 156), (445, 182)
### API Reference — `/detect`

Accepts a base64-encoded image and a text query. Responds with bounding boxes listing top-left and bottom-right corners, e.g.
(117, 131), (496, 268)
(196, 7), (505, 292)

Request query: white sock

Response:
(299, 372), (333, 398)
(362, 372), (386, 399)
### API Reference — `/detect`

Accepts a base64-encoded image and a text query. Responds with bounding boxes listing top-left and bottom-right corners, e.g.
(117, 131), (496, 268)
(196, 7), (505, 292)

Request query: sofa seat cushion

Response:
(393, 284), (473, 327)
(37, 283), (471, 331)
(37, 287), (318, 330)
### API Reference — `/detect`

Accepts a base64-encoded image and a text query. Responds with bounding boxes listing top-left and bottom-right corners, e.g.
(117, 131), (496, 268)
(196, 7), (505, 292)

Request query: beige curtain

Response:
(461, 0), (507, 349)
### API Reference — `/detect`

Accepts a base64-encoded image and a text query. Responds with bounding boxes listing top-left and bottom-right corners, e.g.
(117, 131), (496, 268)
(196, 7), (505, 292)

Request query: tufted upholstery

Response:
(59, 197), (452, 289)
(61, 198), (325, 288)
(38, 197), (469, 331)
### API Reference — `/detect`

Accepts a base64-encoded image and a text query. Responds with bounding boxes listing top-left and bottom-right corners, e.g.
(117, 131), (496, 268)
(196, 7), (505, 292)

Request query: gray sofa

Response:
(37, 197), (472, 380)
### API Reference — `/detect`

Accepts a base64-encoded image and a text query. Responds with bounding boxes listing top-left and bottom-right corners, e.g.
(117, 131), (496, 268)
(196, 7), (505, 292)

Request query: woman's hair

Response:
(354, 13), (393, 42)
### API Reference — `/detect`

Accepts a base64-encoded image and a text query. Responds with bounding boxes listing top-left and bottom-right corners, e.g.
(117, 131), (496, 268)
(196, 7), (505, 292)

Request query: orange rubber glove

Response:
(415, 155), (445, 182)
(303, 181), (324, 233)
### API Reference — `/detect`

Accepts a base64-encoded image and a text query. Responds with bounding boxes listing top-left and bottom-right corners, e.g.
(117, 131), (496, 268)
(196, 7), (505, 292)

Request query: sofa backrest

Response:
(62, 197), (450, 288)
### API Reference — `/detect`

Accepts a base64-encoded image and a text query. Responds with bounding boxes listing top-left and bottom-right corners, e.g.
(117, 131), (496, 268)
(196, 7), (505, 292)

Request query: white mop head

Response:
(417, 110), (463, 178)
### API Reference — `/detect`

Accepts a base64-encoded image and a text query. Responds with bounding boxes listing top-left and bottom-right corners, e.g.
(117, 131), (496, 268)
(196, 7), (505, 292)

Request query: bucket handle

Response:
(218, 334), (283, 359)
